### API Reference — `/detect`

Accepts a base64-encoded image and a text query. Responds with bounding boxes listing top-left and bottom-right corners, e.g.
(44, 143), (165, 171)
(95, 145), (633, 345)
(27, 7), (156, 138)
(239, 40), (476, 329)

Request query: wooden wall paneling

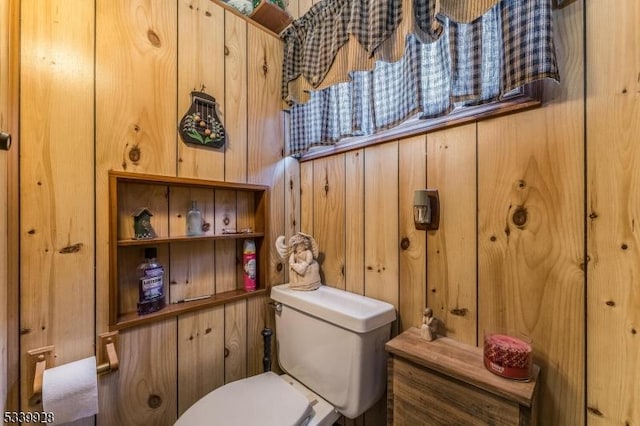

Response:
(224, 12), (248, 184)
(477, 113), (584, 425)
(224, 300), (247, 383)
(96, 0), (178, 333)
(426, 125), (477, 345)
(177, 306), (225, 416)
(246, 26), (283, 377)
(586, 1), (640, 424)
(398, 135), (427, 333)
(247, 294), (279, 376)
(98, 320), (178, 426)
(283, 156), (301, 282)
(300, 161), (314, 235)
(19, 0), (95, 415)
(363, 142), (399, 426)
(96, 1), (179, 421)
(3, 0), (19, 410)
(313, 155), (346, 289)
(345, 150), (365, 296)
(477, 4), (584, 423)
(177, 0), (225, 180)
(247, 25), (284, 287)
(0, 0), (16, 410)
(0, 115), (6, 414)
(363, 142), (400, 308)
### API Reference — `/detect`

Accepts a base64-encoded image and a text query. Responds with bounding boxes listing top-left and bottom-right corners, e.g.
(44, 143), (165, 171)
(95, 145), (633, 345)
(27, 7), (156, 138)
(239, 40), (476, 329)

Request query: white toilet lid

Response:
(175, 372), (312, 426)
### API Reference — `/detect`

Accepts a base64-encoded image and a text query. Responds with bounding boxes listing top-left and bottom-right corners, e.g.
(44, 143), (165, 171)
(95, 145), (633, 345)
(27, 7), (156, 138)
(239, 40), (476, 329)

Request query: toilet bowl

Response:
(175, 283), (396, 425)
(174, 371), (337, 426)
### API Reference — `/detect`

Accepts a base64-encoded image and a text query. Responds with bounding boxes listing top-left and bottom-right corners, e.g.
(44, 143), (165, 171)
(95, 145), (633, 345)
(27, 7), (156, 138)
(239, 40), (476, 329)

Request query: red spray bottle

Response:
(243, 239), (257, 292)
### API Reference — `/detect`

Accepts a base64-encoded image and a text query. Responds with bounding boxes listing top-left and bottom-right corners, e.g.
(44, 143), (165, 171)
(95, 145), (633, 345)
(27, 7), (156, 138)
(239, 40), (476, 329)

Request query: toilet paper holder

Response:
(28, 331), (119, 404)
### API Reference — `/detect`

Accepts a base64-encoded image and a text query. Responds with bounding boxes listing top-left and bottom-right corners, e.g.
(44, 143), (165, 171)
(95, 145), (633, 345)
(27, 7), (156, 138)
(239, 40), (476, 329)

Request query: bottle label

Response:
(140, 266), (164, 300)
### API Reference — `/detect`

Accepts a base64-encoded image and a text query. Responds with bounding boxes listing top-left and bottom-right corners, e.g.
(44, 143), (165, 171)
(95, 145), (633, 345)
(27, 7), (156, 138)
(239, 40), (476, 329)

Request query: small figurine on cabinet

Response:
(420, 307), (439, 341)
(275, 232), (322, 291)
(132, 208), (155, 239)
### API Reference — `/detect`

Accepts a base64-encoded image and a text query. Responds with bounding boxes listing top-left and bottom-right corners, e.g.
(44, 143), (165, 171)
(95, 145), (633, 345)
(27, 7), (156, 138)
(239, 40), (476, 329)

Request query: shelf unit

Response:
(212, 0), (293, 37)
(108, 171), (269, 331)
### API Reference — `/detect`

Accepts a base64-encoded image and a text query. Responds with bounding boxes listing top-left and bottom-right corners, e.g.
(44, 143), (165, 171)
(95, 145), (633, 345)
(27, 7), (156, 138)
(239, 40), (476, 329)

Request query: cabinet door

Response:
(391, 358), (521, 426)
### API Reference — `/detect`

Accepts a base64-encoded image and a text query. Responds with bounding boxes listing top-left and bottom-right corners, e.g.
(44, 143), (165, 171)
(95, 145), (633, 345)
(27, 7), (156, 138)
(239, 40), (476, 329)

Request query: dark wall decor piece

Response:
(179, 91), (226, 149)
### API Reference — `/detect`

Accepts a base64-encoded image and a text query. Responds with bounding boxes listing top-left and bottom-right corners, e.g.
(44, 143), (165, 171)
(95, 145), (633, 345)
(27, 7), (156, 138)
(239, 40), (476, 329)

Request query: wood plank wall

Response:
(586, 1), (640, 424)
(0, 0), (9, 410)
(17, 0), (285, 424)
(9, 0), (640, 425)
(293, 1), (639, 425)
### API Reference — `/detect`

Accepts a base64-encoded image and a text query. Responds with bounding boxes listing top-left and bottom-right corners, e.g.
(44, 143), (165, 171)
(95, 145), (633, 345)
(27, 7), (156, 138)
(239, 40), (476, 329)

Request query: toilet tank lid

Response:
(271, 284), (396, 333)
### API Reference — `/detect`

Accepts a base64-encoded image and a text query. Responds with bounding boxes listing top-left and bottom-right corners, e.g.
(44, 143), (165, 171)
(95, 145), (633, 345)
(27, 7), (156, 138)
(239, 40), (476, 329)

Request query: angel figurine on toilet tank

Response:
(275, 232), (322, 291)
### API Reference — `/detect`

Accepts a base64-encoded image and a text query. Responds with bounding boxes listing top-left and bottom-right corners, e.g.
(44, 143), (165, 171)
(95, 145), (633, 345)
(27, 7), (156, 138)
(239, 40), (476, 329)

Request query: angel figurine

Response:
(420, 307), (438, 341)
(275, 232), (322, 291)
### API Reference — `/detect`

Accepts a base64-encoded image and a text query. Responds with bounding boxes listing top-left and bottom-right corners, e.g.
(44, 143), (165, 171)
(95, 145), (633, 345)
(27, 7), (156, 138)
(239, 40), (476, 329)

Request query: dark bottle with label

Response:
(137, 247), (166, 315)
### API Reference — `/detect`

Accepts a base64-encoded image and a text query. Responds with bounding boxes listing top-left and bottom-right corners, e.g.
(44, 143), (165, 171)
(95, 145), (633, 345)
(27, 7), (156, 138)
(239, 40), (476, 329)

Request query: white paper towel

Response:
(43, 356), (99, 425)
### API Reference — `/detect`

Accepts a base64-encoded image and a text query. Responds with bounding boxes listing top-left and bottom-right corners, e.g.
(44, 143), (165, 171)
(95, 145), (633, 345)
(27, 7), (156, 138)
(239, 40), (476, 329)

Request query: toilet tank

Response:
(270, 284), (396, 419)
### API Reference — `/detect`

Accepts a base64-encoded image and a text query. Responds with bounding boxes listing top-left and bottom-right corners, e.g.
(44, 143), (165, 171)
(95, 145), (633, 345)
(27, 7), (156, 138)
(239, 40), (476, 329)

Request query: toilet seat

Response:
(175, 372), (313, 426)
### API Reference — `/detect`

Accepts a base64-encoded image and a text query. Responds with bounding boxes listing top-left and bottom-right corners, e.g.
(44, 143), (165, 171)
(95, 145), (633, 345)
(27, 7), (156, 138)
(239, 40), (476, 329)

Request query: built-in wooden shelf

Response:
(211, 0), (293, 37)
(117, 232), (265, 247)
(113, 288), (267, 331)
(108, 170), (270, 331)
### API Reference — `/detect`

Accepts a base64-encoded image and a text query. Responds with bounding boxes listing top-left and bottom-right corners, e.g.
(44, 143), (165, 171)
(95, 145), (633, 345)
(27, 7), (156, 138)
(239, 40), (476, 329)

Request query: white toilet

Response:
(175, 283), (396, 426)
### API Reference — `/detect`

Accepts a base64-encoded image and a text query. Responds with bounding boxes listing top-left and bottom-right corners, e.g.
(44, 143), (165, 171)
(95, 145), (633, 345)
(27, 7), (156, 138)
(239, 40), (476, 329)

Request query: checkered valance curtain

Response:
(283, 0), (560, 157)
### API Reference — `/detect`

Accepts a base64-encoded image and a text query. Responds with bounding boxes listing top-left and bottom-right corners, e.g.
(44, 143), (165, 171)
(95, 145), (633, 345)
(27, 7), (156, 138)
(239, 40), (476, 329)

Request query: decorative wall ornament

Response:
(179, 91), (226, 149)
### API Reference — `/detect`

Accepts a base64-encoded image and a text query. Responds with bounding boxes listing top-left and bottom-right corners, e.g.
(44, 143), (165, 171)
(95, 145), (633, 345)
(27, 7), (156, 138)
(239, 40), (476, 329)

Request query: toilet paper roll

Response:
(42, 356), (99, 425)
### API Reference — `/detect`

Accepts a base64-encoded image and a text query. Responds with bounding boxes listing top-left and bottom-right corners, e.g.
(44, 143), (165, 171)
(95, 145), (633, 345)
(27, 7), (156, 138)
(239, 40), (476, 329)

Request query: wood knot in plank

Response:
(224, 347), (230, 358)
(148, 394), (162, 409)
(59, 243), (83, 254)
(129, 146), (141, 163)
(450, 308), (468, 317)
(586, 406), (604, 417)
(400, 237), (410, 250)
(147, 30), (161, 47)
(512, 206), (528, 228)
(262, 61), (268, 75)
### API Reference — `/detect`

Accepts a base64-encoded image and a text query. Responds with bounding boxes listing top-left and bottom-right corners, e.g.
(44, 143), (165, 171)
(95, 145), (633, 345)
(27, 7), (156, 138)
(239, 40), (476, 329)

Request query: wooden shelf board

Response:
(110, 170), (269, 192)
(209, 0), (290, 38)
(117, 232), (265, 246)
(112, 288), (268, 331)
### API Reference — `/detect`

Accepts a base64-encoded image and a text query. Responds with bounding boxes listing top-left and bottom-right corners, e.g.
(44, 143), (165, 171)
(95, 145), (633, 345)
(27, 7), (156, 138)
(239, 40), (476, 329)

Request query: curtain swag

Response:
(283, 0), (561, 157)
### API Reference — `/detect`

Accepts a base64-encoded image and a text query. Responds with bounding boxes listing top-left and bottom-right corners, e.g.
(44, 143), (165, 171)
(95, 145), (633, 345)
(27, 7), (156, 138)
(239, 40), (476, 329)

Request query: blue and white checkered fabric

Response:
(287, 0), (559, 157)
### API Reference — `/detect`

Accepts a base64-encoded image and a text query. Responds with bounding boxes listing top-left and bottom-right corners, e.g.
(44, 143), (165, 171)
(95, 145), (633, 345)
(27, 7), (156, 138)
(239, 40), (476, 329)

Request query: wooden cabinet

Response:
(385, 328), (539, 426)
(108, 171), (269, 331)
